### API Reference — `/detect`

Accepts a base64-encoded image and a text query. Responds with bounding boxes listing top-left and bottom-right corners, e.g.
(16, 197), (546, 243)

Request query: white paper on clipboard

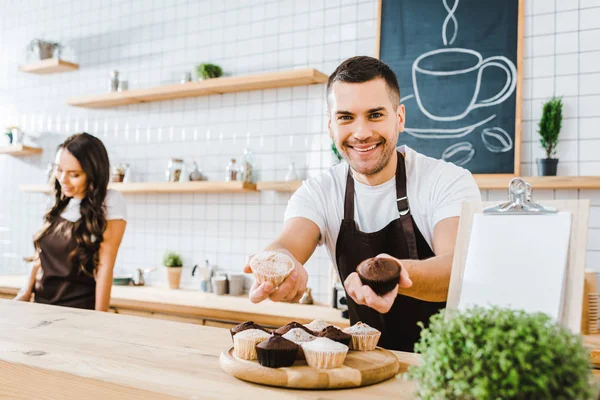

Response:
(457, 212), (572, 322)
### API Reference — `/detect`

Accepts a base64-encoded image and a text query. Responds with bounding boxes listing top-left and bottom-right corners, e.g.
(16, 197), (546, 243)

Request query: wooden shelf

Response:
(0, 145), (43, 156)
(475, 176), (600, 190)
(20, 181), (257, 194)
(256, 177), (600, 192)
(256, 180), (303, 192)
(18, 59), (79, 74)
(67, 68), (328, 109)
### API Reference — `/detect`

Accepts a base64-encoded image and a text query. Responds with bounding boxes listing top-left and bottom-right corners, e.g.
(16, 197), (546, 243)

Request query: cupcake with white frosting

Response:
(249, 251), (294, 287)
(301, 337), (349, 369)
(282, 328), (316, 359)
(233, 329), (271, 360)
(343, 322), (381, 351)
(303, 319), (333, 333)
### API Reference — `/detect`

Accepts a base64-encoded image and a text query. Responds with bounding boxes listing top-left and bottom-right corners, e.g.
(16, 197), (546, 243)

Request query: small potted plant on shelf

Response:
(162, 250), (183, 289)
(196, 63), (223, 80)
(537, 96), (563, 176)
(408, 306), (594, 399)
(28, 39), (63, 60)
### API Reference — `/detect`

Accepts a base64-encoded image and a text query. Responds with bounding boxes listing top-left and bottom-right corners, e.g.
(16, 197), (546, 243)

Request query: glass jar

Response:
(166, 158), (184, 182)
(225, 158), (239, 181)
(240, 148), (254, 183)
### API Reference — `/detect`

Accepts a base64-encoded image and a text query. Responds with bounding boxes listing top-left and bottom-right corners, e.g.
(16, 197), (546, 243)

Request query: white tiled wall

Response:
(1, 0), (600, 303)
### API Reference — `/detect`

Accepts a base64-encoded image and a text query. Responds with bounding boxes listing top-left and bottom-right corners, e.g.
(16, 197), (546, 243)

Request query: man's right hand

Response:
(243, 249), (308, 304)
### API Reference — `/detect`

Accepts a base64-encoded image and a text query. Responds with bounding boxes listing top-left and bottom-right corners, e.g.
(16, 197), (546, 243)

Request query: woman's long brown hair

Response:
(33, 133), (110, 276)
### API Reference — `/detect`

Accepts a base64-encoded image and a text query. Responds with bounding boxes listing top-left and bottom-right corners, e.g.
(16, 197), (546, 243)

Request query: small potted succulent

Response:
(28, 39), (63, 60)
(408, 306), (594, 399)
(196, 63), (223, 80)
(537, 96), (563, 176)
(162, 250), (183, 289)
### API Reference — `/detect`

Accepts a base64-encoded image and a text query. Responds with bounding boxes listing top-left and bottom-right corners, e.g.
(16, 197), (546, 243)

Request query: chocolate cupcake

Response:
(230, 321), (269, 341)
(256, 335), (299, 368)
(273, 321), (315, 336)
(356, 257), (401, 295)
(317, 325), (352, 347)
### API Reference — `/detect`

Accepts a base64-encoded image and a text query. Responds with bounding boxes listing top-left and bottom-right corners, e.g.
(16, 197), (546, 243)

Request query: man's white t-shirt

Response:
(284, 145), (482, 267)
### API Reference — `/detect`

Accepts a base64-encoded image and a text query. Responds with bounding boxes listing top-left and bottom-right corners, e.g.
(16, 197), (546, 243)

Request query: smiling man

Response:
(244, 56), (481, 352)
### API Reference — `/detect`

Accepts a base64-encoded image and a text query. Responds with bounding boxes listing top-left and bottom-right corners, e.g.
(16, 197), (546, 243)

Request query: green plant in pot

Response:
(28, 39), (62, 60)
(408, 306), (594, 399)
(196, 63), (223, 80)
(162, 250), (183, 289)
(537, 96), (563, 176)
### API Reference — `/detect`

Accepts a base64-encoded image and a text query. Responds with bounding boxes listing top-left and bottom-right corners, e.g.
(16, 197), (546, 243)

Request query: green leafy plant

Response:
(196, 63), (223, 79)
(27, 39), (63, 59)
(162, 251), (183, 268)
(538, 96), (563, 159)
(331, 140), (343, 162)
(408, 306), (594, 400)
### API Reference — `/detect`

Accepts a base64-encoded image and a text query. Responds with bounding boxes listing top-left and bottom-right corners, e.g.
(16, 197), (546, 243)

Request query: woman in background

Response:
(15, 133), (127, 311)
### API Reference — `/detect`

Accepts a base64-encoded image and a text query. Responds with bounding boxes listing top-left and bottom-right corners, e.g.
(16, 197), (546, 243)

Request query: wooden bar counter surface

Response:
(0, 300), (418, 399)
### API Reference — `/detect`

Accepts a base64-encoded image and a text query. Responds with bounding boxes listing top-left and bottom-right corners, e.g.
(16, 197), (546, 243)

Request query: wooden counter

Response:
(0, 275), (349, 329)
(0, 300), (417, 399)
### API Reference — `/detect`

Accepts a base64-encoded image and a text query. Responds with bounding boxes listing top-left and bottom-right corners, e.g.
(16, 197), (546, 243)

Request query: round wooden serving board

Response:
(220, 346), (400, 389)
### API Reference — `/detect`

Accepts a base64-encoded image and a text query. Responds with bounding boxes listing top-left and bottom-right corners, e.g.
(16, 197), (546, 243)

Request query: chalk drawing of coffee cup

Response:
(412, 48), (516, 122)
(481, 127), (513, 153)
(441, 141), (475, 166)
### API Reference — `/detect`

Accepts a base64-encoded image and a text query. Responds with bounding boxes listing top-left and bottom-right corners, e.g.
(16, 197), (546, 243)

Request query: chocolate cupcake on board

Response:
(317, 325), (352, 347)
(230, 321), (269, 341)
(273, 321), (315, 336)
(256, 335), (299, 368)
(356, 256), (401, 295)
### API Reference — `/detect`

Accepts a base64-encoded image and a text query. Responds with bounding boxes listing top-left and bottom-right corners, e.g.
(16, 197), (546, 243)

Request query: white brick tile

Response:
(533, 13), (555, 35)
(581, 7), (600, 30)
(533, 0), (555, 14)
(556, 10), (579, 33)
(580, 29), (600, 52)
(556, 53), (578, 76)
(556, 75), (579, 97)
(532, 35), (555, 57)
(556, 31), (579, 54)
(580, 117), (600, 139)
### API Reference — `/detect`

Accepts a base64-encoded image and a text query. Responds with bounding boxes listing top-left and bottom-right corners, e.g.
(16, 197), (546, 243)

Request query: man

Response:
(244, 56), (481, 352)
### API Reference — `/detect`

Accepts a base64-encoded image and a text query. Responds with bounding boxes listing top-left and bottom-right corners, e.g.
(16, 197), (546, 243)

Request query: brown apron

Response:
(34, 216), (96, 310)
(335, 151), (445, 352)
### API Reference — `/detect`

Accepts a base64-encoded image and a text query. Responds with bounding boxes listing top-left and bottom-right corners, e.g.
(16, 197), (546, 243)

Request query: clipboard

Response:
(447, 178), (590, 333)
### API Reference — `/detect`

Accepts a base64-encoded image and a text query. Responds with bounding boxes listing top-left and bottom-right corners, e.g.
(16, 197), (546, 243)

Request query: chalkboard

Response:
(378, 0), (523, 175)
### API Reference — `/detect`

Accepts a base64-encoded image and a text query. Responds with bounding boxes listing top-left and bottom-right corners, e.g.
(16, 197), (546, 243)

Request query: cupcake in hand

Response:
(249, 251), (294, 288)
(356, 256), (401, 295)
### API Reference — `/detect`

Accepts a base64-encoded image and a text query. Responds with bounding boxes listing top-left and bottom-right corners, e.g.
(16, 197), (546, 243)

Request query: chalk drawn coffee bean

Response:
(441, 142), (475, 166)
(481, 127), (513, 153)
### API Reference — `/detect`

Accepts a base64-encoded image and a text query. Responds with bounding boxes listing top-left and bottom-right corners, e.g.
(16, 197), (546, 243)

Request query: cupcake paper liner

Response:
(256, 346), (298, 368)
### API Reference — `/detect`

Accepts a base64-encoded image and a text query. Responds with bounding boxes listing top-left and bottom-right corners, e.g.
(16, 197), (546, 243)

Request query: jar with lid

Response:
(166, 159), (184, 182)
(225, 158), (239, 181)
(240, 148), (254, 183)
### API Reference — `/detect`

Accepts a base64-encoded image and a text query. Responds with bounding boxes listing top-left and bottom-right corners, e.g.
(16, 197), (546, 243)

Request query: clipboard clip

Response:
(483, 178), (558, 215)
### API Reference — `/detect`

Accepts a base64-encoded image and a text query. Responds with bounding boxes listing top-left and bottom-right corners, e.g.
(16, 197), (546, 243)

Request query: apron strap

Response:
(395, 152), (419, 260)
(343, 151), (420, 260)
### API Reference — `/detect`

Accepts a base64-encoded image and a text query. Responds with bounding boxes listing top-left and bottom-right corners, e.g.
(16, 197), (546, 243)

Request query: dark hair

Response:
(326, 56), (401, 108)
(33, 133), (110, 276)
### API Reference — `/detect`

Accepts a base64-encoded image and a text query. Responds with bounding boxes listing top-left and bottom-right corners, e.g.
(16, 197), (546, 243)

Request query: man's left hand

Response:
(343, 254), (412, 314)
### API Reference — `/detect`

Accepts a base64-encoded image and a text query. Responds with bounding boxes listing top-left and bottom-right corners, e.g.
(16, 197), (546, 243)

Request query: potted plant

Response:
(408, 306), (594, 399)
(537, 96), (563, 176)
(28, 39), (63, 60)
(162, 251), (183, 289)
(196, 63), (223, 80)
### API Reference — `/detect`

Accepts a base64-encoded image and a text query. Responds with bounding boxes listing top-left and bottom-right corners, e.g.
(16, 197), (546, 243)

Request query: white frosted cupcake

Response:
(282, 328), (316, 359)
(303, 319), (333, 333)
(301, 337), (348, 369)
(233, 329), (271, 360)
(343, 322), (381, 351)
(249, 251), (294, 287)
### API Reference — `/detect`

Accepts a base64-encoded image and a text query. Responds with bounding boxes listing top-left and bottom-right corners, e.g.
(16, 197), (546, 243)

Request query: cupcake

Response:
(343, 322), (381, 351)
(249, 251), (294, 287)
(282, 327), (317, 359)
(356, 257), (401, 295)
(301, 337), (348, 369)
(256, 335), (299, 368)
(317, 325), (352, 347)
(230, 321), (269, 341)
(303, 319), (333, 333)
(233, 329), (271, 360)
(273, 321), (315, 336)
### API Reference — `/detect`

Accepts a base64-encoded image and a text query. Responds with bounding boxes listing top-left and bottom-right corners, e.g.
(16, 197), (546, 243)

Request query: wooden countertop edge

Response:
(0, 284), (349, 328)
